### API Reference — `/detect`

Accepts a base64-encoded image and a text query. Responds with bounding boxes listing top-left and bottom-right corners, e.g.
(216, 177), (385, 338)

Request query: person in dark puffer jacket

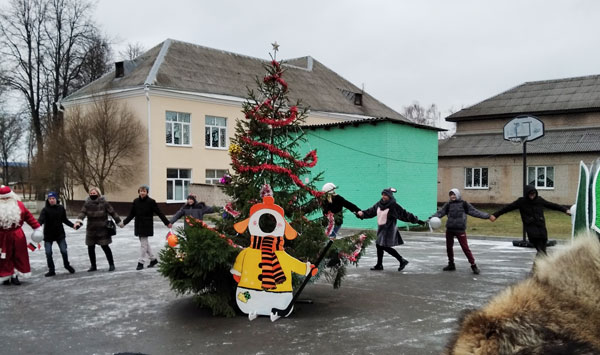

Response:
(491, 185), (571, 256)
(431, 188), (492, 274)
(123, 185), (171, 270)
(169, 194), (214, 228)
(38, 192), (76, 277)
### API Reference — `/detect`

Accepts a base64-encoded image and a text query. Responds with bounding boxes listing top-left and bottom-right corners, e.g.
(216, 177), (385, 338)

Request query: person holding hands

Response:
(431, 188), (492, 274)
(358, 187), (425, 271)
(123, 185), (171, 270)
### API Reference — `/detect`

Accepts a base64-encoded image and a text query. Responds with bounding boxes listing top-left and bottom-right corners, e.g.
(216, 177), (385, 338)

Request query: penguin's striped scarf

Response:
(251, 235), (286, 289)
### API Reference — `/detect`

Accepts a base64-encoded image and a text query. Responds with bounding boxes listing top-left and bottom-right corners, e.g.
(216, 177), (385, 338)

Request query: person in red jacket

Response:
(0, 185), (42, 285)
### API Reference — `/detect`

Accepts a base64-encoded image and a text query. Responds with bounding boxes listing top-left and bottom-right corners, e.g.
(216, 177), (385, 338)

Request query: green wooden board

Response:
(592, 161), (600, 233)
(573, 161), (589, 238)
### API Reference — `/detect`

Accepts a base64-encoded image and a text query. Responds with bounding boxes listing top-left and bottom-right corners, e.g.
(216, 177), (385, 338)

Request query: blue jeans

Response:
(329, 225), (342, 238)
(45, 239), (70, 272)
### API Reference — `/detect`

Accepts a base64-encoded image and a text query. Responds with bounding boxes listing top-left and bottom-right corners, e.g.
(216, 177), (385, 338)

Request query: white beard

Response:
(0, 198), (22, 229)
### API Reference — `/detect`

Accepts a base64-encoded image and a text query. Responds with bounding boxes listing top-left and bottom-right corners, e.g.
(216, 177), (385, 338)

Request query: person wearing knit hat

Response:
(0, 185), (42, 285)
(320, 182), (361, 238)
(357, 187), (425, 271)
(123, 185), (171, 270)
(169, 193), (214, 228)
(38, 191), (77, 277)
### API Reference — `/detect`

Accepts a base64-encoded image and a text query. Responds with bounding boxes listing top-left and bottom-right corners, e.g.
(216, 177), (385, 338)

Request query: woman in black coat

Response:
(358, 188), (425, 271)
(123, 185), (171, 270)
(491, 185), (571, 255)
(38, 192), (75, 276)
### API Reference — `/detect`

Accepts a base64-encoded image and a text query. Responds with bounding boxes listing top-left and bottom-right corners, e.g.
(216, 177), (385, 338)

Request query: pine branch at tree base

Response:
(158, 220), (242, 317)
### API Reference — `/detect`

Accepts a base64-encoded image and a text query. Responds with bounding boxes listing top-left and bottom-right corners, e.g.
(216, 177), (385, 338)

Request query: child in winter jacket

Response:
(38, 192), (76, 276)
(431, 188), (492, 274)
(123, 185), (171, 270)
(169, 194), (214, 227)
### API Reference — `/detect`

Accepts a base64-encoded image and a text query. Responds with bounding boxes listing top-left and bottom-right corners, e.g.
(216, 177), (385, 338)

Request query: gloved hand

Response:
(118, 221), (125, 228)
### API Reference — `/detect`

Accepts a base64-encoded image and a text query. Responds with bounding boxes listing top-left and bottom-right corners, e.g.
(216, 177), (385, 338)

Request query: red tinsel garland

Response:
(339, 234), (368, 263)
(232, 156), (324, 198)
(239, 136), (317, 168)
(324, 212), (335, 237)
(184, 216), (242, 249)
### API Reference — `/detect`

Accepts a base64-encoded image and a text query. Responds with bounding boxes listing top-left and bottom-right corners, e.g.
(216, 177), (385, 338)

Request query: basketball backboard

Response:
(503, 115), (544, 142)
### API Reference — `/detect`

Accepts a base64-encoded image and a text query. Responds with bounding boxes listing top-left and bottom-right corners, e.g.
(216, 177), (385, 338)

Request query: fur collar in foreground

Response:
(446, 232), (600, 355)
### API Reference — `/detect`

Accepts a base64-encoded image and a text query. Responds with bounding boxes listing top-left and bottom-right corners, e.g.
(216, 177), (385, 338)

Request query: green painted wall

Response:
(302, 121), (438, 229)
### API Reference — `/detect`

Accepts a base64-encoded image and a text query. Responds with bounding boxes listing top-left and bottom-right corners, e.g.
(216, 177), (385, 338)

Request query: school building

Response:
(61, 39), (440, 216)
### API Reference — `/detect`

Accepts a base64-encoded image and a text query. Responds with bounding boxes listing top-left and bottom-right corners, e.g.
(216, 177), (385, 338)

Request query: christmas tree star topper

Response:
(271, 41), (280, 52)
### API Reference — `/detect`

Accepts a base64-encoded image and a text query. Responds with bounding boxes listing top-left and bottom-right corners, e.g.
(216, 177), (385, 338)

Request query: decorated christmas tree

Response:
(159, 44), (373, 317)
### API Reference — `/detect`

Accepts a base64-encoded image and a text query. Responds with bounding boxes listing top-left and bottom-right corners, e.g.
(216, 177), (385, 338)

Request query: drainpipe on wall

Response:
(145, 85), (152, 190)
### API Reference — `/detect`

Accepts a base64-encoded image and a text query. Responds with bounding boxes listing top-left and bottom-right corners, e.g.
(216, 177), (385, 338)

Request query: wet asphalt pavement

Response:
(1, 222), (541, 355)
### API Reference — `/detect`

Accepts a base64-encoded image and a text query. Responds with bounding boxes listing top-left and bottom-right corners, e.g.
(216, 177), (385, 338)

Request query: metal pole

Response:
(522, 140), (527, 243)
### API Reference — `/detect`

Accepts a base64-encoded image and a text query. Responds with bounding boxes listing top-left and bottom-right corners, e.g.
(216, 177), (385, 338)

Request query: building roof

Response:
(65, 39), (412, 123)
(302, 116), (443, 131)
(438, 127), (600, 157)
(447, 75), (600, 121)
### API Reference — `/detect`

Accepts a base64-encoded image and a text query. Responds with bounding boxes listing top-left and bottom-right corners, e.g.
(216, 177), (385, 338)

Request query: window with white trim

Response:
(166, 111), (191, 145)
(166, 169), (191, 202)
(528, 166), (554, 189)
(465, 167), (488, 188)
(205, 169), (227, 184)
(205, 116), (227, 148)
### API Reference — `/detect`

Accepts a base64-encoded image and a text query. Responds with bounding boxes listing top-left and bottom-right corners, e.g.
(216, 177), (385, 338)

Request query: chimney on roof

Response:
(306, 56), (313, 71)
(115, 61), (125, 78)
(354, 93), (363, 106)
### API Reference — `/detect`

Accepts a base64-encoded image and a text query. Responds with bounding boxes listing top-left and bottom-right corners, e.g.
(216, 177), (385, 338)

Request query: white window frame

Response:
(205, 115), (227, 149)
(527, 165), (555, 190)
(205, 169), (228, 184)
(166, 111), (191, 146)
(465, 167), (489, 189)
(166, 168), (191, 203)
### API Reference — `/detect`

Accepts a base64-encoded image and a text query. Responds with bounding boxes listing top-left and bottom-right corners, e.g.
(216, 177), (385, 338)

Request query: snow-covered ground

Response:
(1, 221), (545, 355)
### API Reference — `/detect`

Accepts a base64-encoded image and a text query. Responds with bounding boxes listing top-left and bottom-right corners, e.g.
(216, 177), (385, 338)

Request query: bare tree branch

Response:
(61, 95), (144, 195)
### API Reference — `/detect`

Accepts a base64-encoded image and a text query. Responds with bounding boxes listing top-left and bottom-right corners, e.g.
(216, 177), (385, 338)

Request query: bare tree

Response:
(76, 31), (112, 86)
(403, 101), (456, 139)
(119, 42), (146, 61)
(61, 96), (144, 195)
(0, 0), (48, 158)
(0, 111), (24, 185)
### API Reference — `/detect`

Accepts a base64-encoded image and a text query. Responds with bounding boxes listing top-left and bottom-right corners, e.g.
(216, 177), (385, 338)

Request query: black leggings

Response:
(375, 244), (404, 265)
(88, 245), (114, 266)
(529, 238), (547, 256)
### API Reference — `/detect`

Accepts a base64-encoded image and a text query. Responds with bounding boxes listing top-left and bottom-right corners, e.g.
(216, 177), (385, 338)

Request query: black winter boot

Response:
(65, 265), (75, 274)
(148, 259), (158, 268)
(11, 276), (21, 285)
(45, 271), (56, 277)
(443, 263), (456, 271)
(398, 258), (409, 271)
(471, 264), (480, 275)
(136, 263), (144, 270)
(370, 265), (383, 271)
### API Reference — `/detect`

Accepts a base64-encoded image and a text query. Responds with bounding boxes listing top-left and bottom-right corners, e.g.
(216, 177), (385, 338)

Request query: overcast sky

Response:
(91, 0), (600, 124)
